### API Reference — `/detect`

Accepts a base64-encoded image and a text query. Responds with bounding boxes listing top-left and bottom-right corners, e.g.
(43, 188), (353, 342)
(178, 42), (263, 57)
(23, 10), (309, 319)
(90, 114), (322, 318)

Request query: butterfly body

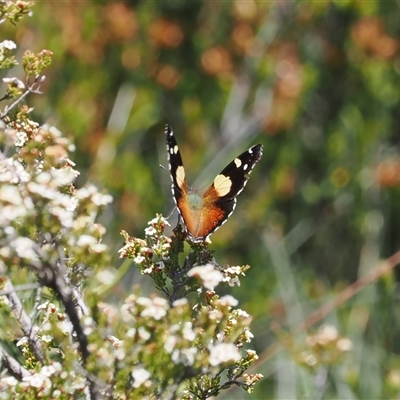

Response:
(165, 125), (263, 242)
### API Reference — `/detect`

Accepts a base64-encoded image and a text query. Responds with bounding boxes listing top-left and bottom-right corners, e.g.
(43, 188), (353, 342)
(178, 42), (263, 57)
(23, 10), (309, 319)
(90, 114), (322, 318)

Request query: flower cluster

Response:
(0, 362), (67, 398)
(0, 122), (111, 278)
(294, 324), (353, 370)
(0, 1), (34, 26)
(217, 264), (250, 287)
(119, 214), (171, 274)
(0, 39), (17, 70)
(95, 285), (261, 398)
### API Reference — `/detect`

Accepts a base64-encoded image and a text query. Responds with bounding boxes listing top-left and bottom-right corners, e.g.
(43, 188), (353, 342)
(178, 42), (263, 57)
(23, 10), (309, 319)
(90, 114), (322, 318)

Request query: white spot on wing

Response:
(234, 158), (242, 168)
(176, 165), (185, 188)
(173, 145), (179, 154)
(243, 163), (249, 171)
(213, 174), (232, 196)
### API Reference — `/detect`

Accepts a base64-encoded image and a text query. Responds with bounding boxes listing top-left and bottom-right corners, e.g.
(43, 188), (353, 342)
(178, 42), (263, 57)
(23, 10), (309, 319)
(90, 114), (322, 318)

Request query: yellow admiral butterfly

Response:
(165, 125), (263, 242)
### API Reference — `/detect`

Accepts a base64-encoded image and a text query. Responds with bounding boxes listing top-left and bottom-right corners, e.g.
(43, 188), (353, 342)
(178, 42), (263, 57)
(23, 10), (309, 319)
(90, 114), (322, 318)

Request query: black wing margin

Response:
(215, 144), (263, 201)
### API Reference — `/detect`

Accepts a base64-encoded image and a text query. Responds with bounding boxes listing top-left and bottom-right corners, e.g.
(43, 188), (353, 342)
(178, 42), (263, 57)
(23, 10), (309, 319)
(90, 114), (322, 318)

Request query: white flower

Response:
(149, 216), (170, 226)
(97, 269), (115, 284)
(143, 266), (154, 274)
(43, 124), (62, 138)
(226, 266), (242, 274)
(36, 172), (52, 184)
(243, 327), (254, 342)
(13, 237), (38, 263)
(217, 295), (238, 307)
(0, 376), (18, 387)
(208, 343), (241, 366)
(41, 335), (53, 344)
(144, 226), (157, 236)
(172, 347), (197, 365)
(316, 325), (338, 345)
(140, 297), (168, 320)
(209, 309), (223, 320)
(108, 335), (123, 348)
(236, 309), (250, 318)
(0, 40), (16, 50)
(136, 297), (152, 307)
(77, 235), (97, 247)
(0, 185), (22, 205)
(126, 328), (136, 338)
(92, 192), (112, 206)
(37, 301), (49, 311)
(164, 335), (177, 353)
(51, 167), (79, 186)
(134, 255), (145, 265)
(182, 322), (196, 341)
(188, 264), (224, 289)
(22, 373), (48, 389)
(16, 337), (28, 347)
(131, 367), (150, 388)
(138, 327), (151, 341)
(40, 364), (58, 377)
(14, 130), (27, 146)
(172, 298), (188, 308)
(337, 338), (353, 352)
(27, 182), (57, 200)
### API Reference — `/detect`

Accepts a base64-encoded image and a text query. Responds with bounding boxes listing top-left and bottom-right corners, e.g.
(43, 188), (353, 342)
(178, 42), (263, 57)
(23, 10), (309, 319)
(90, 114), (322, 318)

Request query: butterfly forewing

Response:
(165, 125), (187, 197)
(206, 144), (263, 202)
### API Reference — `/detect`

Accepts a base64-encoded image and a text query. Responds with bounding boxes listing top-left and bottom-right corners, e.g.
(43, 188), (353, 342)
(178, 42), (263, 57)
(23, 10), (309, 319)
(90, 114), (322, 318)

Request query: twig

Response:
(0, 282), (40, 296)
(3, 279), (45, 364)
(0, 346), (31, 380)
(0, 74), (45, 120)
(249, 250), (400, 374)
(39, 262), (104, 400)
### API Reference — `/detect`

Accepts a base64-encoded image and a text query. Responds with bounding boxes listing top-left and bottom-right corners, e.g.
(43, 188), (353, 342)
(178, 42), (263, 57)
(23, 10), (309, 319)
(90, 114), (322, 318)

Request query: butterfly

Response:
(165, 124), (263, 243)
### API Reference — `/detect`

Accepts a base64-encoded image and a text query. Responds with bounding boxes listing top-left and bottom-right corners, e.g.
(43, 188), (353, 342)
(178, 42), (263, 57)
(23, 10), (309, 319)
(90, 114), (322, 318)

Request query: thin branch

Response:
(0, 282), (40, 296)
(39, 262), (104, 400)
(0, 74), (45, 119)
(248, 250), (400, 374)
(28, 284), (43, 321)
(3, 279), (45, 364)
(0, 346), (31, 380)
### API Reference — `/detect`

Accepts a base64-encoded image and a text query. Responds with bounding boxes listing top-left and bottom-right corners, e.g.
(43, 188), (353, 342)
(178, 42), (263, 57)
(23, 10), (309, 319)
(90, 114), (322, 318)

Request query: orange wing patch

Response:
(178, 192), (226, 239)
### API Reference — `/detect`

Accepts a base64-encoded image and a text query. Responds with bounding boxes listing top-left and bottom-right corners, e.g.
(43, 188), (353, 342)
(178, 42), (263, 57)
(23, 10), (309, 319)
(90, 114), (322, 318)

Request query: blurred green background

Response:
(4, 0), (400, 398)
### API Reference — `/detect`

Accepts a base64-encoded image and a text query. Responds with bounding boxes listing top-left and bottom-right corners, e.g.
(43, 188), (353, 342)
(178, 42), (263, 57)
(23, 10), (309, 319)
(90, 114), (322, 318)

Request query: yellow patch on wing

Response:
(213, 174), (232, 197)
(176, 165), (186, 189)
(234, 158), (242, 168)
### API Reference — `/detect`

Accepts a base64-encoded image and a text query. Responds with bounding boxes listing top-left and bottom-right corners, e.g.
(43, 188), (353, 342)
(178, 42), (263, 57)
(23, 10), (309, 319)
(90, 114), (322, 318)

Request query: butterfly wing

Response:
(165, 124), (187, 201)
(199, 144), (264, 239)
(166, 124), (201, 238)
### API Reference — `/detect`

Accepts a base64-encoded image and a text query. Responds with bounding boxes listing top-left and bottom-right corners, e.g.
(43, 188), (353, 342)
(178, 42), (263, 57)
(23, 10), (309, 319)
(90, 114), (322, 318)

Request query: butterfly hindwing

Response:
(165, 124), (263, 242)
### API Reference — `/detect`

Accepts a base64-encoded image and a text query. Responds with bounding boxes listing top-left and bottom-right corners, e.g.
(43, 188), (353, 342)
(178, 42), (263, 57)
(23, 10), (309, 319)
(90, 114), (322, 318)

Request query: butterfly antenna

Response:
(159, 163), (168, 172)
(166, 206), (176, 219)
